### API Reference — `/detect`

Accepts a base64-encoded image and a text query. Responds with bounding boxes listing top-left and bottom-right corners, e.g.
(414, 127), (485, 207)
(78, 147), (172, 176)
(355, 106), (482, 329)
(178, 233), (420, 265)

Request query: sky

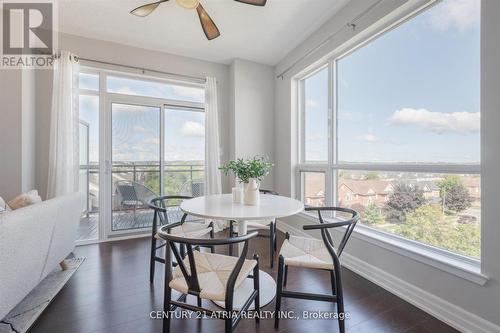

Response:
(79, 75), (206, 163)
(305, 0), (480, 164)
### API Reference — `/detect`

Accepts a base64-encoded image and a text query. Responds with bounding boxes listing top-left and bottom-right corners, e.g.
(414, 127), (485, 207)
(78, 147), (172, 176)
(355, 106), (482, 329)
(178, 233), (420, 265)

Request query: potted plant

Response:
(220, 156), (273, 205)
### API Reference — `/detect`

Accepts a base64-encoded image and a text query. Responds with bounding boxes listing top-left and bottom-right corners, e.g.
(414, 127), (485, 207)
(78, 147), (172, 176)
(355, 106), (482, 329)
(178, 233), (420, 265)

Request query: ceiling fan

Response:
(130, 0), (267, 40)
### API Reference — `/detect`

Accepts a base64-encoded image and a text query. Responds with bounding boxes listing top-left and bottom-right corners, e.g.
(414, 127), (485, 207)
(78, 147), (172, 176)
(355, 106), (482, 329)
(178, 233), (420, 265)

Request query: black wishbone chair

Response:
(149, 196), (215, 283)
(157, 215), (261, 333)
(274, 207), (359, 333)
(229, 189), (279, 267)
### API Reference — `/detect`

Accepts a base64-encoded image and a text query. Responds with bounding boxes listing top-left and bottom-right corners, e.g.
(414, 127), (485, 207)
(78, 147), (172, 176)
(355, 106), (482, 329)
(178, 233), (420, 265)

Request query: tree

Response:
(395, 204), (480, 258)
(437, 175), (461, 197)
(444, 184), (473, 212)
(395, 204), (447, 244)
(363, 202), (384, 225)
(384, 183), (426, 223)
(437, 175), (472, 213)
(364, 172), (380, 180)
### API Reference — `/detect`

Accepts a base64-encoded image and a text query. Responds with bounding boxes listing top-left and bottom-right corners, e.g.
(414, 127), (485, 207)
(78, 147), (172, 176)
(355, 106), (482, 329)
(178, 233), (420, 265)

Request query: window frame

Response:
(295, 0), (482, 271)
(77, 66), (207, 243)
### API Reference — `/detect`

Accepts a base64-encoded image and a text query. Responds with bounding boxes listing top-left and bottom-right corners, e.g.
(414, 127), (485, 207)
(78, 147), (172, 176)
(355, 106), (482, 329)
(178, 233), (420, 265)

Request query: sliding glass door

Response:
(104, 100), (206, 237)
(110, 102), (161, 233)
(79, 68), (206, 240)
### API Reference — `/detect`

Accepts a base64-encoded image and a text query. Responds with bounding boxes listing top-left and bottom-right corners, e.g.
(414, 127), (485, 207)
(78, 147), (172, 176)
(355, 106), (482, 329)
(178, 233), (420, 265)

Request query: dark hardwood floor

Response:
(31, 231), (459, 333)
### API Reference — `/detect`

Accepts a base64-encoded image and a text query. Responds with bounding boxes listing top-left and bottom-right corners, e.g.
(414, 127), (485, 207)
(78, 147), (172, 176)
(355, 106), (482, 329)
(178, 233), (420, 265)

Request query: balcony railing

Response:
(79, 162), (205, 216)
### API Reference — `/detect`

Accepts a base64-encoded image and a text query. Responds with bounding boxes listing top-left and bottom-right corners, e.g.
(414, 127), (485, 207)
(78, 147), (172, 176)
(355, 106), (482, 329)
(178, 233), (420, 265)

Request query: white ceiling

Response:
(58, 0), (349, 65)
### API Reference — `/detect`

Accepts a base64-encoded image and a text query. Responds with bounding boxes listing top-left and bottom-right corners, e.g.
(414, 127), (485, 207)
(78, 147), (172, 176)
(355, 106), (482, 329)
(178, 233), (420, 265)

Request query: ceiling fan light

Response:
(175, 0), (200, 9)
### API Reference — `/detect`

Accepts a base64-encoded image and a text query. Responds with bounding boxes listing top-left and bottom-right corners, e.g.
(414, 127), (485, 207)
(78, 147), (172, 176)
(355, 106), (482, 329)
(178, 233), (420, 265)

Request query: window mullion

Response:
(299, 80), (306, 164)
(331, 59), (339, 207)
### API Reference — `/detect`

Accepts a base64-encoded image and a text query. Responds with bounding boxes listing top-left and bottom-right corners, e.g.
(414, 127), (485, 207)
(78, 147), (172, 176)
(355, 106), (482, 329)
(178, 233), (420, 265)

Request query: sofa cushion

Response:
(0, 192), (84, 320)
(8, 190), (42, 210)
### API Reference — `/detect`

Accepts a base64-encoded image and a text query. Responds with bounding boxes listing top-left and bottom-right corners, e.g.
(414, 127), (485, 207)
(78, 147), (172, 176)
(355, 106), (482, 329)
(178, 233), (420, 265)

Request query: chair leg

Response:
(150, 237), (156, 283)
(330, 270), (336, 294)
(209, 222), (215, 253)
(163, 265), (172, 333)
(225, 277), (234, 333)
(273, 220), (278, 252)
(253, 254), (260, 323)
(274, 255), (284, 329)
(229, 220), (234, 256)
(283, 265), (289, 287)
(269, 222), (275, 268)
(335, 268), (345, 333)
(225, 318), (233, 333)
(180, 244), (186, 259)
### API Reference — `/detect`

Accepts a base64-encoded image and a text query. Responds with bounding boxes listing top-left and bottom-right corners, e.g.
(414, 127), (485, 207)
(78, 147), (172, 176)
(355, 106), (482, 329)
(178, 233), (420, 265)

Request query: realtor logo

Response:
(1, 1), (55, 68)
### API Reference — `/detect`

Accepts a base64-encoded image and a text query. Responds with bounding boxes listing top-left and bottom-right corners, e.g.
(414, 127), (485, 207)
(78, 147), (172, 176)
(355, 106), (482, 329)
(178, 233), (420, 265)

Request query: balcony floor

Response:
(77, 209), (187, 241)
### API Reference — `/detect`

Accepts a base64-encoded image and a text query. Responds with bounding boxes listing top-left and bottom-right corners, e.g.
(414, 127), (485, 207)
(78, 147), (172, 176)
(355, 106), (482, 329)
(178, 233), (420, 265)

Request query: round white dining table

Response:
(180, 193), (304, 310)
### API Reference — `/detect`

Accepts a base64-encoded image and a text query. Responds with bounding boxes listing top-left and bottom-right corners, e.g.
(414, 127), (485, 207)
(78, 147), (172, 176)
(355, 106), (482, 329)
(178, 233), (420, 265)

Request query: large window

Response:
(77, 68), (206, 239)
(298, 0), (481, 259)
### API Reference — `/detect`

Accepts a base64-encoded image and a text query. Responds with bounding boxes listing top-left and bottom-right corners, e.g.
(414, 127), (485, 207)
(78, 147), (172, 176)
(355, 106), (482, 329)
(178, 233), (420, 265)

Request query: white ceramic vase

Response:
(243, 178), (260, 205)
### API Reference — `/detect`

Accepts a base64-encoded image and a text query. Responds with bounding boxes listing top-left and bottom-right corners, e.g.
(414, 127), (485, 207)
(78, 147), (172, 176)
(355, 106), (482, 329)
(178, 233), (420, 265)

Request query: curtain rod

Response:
(76, 56), (207, 84)
(276, 0), (383, 80)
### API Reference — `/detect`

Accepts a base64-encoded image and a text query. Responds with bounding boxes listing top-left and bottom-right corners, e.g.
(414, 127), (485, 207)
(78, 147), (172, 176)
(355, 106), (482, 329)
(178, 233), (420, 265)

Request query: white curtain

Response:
(205, 77), (225, 231)
(47, 51), (80, 199)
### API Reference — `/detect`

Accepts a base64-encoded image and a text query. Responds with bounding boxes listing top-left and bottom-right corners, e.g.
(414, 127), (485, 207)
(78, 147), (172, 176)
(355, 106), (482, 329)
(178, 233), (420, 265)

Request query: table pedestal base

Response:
(213, 270), (276, 310)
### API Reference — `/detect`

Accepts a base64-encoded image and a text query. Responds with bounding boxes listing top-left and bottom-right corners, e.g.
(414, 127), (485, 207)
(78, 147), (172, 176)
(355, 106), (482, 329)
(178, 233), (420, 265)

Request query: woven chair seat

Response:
(170, 251), (257, 301)
(279, 235), (333, 270)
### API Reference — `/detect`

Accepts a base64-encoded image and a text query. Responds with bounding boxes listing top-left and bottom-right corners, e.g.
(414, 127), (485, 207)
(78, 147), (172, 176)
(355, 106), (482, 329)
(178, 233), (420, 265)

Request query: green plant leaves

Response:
(219, 156), (273, 183)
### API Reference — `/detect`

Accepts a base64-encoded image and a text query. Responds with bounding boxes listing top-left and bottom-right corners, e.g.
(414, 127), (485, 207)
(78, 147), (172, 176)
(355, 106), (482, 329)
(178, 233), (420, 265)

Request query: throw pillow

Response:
(8, 190), (42, 210)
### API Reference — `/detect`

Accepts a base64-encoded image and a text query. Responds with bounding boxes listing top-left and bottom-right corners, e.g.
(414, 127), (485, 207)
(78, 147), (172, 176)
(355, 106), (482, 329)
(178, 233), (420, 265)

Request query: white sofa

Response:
(0, 193), (84, 320)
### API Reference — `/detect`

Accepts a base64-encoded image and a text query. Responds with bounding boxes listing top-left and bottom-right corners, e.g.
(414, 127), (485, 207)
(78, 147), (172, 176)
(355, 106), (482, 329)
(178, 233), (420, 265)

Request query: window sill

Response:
(297, 212), (489, 286)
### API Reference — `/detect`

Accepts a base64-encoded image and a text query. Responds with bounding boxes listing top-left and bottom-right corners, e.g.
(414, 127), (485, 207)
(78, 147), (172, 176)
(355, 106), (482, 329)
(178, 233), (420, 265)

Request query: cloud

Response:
(389, 108), (479, 134)
(165, 144), (204, 161)
(306, 99), (318, 108)
(172, 85), (205, 101)
(357, 133), (380, 143)
(180, 121), (205, 137)
(428, 0), (480, 32)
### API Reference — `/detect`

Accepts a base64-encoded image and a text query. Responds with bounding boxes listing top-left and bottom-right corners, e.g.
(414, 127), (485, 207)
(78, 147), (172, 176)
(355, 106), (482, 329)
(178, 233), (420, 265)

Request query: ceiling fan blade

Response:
(196, 3), (220, 40)
(130, 0), (168, 17)
(234, 0), (267, 6)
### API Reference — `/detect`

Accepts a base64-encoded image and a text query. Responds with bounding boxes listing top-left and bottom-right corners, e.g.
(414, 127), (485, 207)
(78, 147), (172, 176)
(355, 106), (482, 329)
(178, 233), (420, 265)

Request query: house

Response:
(338, 179), (394, 206)
(407, 180), (441, 200)
(462, 176), (481, 202)
(1, 1), (498, 333)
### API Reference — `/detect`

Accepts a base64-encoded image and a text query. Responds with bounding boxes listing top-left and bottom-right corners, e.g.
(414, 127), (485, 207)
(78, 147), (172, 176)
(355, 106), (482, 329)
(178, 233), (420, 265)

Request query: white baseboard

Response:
(276, 221), (500, 333)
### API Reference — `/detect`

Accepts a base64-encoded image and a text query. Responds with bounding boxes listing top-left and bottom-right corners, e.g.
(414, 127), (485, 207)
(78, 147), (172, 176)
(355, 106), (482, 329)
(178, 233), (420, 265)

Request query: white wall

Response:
(274, 0), (500, 330)
(35, 32), (232, 198)
(21, 70), (36, 192)
(0, 70), (23, 200)
(0, 69), (36, 200)
(230, 59), (275, 189)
